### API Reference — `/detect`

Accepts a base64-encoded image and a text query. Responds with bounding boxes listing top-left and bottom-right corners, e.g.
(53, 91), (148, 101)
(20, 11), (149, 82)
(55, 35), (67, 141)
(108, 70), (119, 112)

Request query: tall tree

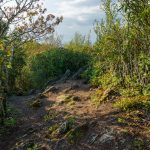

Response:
(0, 0), (63, 124)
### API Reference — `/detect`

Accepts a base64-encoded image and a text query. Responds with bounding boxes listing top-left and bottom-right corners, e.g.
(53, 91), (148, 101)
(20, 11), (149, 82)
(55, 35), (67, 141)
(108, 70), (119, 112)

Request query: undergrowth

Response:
(114, 96), (150, 111)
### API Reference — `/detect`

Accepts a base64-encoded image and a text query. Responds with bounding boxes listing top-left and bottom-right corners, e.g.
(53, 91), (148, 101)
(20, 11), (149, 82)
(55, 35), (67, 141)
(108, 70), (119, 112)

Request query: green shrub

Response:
(91, 88), (117, 107)
(82, 60), (103, 87)
(143, 83), (150, 96)
(119, 88), (141, 97)
(84, 0), (150, 98)
(91, 89), (105, 107)
(28, 48), (90, 89)
(114, 96), (150, 111)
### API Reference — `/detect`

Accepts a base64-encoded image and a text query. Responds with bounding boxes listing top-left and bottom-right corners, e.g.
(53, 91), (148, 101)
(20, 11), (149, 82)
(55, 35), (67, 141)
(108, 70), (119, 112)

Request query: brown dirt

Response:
(0, 79), (150, 150)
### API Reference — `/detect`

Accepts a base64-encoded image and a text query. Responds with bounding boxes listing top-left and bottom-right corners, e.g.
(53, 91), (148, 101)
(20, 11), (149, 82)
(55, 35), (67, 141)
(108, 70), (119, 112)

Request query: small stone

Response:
(98, 133), (115, 144)
(58, 121), (70, 134)
(88, 133), (99, 144)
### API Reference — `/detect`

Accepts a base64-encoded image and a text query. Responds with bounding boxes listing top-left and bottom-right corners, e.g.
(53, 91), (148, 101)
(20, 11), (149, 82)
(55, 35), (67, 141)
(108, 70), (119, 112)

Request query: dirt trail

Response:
(0, 79), (94, 150)
(1, 95), (48, 149)
(0, 79), (150, 150)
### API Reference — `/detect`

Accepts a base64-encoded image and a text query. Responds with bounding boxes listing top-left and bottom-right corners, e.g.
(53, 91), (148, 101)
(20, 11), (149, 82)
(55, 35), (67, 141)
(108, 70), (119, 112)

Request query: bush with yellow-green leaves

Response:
(114, 96), (150, 111)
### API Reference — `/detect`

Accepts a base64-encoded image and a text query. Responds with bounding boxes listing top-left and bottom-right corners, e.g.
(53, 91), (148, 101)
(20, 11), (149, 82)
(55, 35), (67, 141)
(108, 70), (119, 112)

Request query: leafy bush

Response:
(82, 60), (102, 87)
(143, 83), (150, 96)
(28, 48), (90, 88)
(119, 88), (141, 97)
(91, 89), (105, 107)
(84, 0), (150, 96)
(114, 96), (150, 111)
(91, 88), (119, 107)
(64, 32), (92, 53)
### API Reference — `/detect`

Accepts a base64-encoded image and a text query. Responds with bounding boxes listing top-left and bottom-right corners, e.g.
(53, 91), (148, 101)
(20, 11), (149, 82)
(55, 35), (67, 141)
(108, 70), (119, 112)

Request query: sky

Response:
(44, 0), (105, 43)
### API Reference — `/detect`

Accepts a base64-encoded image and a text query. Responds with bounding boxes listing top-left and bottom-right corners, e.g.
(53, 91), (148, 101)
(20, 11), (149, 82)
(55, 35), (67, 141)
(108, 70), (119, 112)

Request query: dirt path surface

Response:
(0, 79), (150, 150)
(1, 94), (49, 149)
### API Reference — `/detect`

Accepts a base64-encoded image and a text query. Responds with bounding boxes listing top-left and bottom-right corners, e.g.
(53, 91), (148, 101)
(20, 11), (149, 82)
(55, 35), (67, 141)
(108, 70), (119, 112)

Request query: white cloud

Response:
(56, 0), (87, 5)
(54, 0), (100, 19)
(44, 0), (103, 43)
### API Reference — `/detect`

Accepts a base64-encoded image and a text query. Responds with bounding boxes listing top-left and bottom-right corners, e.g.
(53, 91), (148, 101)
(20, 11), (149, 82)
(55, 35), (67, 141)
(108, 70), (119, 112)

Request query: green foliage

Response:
(29, 48), (89, 89)
(15, 66), (32, 91)
(48, 124), (59, 134)
(91, 87), (120, 107)
(24, 41), (50, 56)
(82, 60), (103, 87)
(133, 138), (144, 150)
(119, 87), (141, 97)
(66, 116), (76, 126)
(117, 117), (126, 124)
(27, 144), (38, 150)
(114, 96), (150, 111)
(8, 47), (26, 92)
(66, 129), (83, 144)
(99, 72), (121, 89)
(65, 123), (87, 144)
(44, 110), (57, 122)
(0, 39), (12, 85)
(1, 105), (18, 126)
(4, 117), (16, 126)
(2, 35), (91, 91)
(64, 32), (92, 53)
(91, 89), (104, 106)
(84, 0), (150, 107)
(0, 0), (149, 129)
(143, 83), (150, 96)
